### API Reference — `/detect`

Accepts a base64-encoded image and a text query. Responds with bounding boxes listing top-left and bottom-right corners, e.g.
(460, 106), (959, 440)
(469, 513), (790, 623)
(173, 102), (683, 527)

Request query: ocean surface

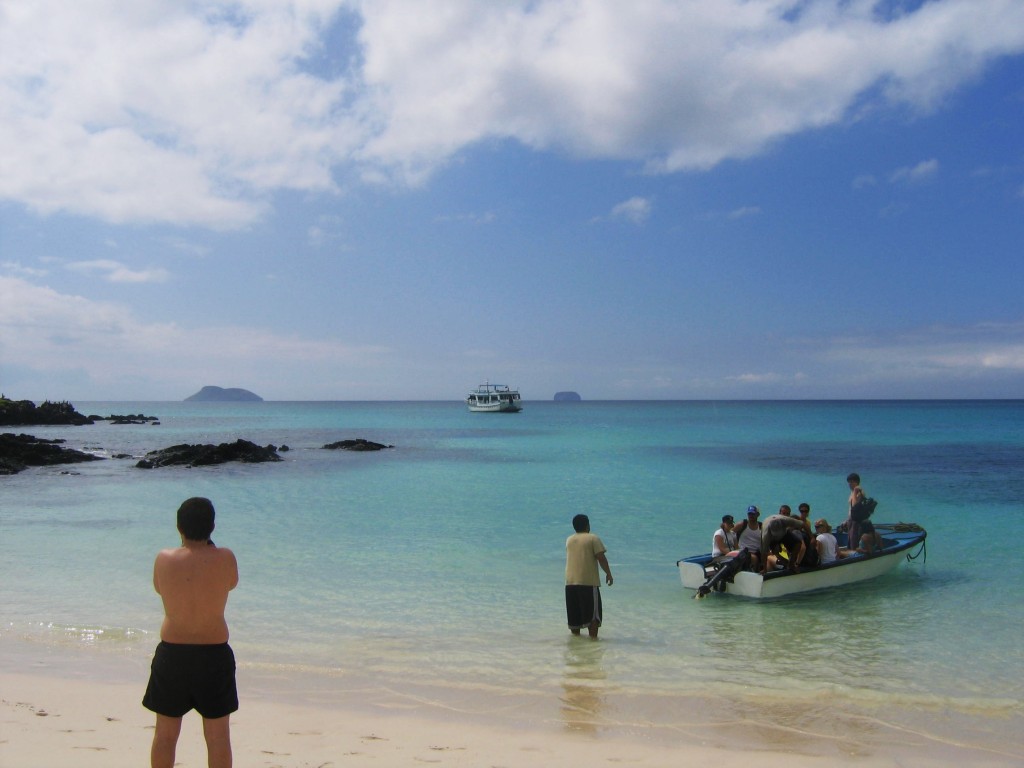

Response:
(2, 400), (1022, 757)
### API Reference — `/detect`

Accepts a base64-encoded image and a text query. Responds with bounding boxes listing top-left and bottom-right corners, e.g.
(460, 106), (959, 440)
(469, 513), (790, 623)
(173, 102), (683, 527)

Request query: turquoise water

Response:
(2, 400), (1022, 751)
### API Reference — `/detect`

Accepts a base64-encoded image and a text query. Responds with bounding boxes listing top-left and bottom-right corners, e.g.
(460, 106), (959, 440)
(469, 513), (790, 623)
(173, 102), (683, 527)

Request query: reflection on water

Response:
(560, 638), (607, 734)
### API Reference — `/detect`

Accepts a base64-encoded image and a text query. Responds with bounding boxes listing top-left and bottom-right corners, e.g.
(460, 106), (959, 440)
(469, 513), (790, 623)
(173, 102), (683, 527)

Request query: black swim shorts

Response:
(565, 584), (602, 629)
(142, 641), (238, 719)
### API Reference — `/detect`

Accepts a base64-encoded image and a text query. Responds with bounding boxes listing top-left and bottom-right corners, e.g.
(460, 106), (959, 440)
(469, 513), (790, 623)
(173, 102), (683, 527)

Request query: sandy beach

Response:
(3, 645), (1021, 768)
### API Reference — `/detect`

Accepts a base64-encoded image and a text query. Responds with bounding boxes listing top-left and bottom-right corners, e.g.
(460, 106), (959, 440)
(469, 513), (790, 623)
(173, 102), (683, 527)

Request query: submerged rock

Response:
(0, 433), (105, 475)
(136, 439), (282, 468)
(323, 439), (393, 451)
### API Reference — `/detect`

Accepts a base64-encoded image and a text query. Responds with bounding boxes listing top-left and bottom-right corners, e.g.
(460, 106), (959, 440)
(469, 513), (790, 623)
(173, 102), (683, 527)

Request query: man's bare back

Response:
(154, 541), (238, 645)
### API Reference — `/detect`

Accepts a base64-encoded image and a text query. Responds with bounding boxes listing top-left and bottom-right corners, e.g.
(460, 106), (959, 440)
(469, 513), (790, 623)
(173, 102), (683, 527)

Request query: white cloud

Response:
(66, 259), (170, 284)
(0, 275), (390, 398)
(609, 196), (652, 225)
(852, 173), (878, 189)
(2, 1), (1023, 227)
(727, 206), (761, 220)
(889, 158), (940, 184)
(823, 322), (1024, 378)
(0, 260), (48, 278)
(726, 372), (784, 384)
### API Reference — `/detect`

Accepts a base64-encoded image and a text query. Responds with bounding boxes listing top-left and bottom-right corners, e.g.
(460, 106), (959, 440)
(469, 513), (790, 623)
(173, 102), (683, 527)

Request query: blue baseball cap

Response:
(746, 505), (759, 515)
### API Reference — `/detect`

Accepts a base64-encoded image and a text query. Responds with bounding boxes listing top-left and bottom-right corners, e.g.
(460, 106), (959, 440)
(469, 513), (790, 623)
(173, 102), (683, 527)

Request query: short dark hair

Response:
(847, 473), (860, 484)
(572, 514), (590, 533)
(177, 497), (215, 541)
(798, 503), (810, 513)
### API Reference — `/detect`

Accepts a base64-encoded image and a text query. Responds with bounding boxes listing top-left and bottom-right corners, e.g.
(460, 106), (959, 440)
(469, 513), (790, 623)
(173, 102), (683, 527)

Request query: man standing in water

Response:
(143, 497), (239, 768)
(565, 514), (613, 639)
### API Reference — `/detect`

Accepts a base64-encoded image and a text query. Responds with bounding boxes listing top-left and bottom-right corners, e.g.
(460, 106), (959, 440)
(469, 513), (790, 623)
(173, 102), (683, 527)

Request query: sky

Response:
(2, 0), (1024, 402)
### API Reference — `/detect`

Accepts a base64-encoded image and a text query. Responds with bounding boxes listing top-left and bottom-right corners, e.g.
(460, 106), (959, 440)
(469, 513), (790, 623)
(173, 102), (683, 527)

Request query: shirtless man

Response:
(143, 497), (239, 768)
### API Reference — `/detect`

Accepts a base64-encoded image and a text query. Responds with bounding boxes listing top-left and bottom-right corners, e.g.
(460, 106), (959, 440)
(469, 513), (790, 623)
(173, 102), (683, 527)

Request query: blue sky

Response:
(2, 0), (1023, 401)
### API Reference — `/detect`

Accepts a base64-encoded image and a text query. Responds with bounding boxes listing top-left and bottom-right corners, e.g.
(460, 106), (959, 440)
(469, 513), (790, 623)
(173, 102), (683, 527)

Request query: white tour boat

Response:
(677, 523), (926, 599)
(465, 382), (523, 413)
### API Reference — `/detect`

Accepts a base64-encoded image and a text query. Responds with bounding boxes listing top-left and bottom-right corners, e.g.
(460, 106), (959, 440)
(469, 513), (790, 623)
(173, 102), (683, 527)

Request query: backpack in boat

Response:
(850, 496), (877, 522)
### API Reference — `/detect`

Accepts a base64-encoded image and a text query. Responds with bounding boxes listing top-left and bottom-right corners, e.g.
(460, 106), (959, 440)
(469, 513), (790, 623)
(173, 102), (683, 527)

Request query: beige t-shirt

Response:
(565, 532), (606, 586)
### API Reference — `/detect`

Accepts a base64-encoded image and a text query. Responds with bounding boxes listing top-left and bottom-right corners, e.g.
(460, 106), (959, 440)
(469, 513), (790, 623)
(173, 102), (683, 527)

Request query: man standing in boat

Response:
(565, 514), (613, 639)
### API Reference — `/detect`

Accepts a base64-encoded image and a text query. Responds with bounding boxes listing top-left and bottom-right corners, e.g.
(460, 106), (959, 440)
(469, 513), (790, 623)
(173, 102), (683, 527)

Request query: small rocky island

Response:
(185, 386), (264, 402)
(323, 439), (393, 451)
(136, 439), (282, 468)
(553, 391), (582, 402)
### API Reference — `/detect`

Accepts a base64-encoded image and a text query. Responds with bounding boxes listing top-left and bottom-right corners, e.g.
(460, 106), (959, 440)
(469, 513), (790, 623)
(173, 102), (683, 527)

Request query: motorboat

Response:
(677, 523), (926, 599)
(465, 382), (523, 412)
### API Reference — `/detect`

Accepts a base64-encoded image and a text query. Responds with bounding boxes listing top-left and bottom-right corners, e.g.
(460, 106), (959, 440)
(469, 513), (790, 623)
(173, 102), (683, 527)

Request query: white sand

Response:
(2, 647), (1021, 768)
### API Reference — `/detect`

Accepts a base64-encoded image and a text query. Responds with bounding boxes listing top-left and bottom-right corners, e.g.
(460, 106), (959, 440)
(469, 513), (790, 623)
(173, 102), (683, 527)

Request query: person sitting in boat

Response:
(786, 503), (820, 568)
(760, 512), (809, 574)
(813, 518), (850, 564)
(796, 502), (814, 538)
(731, 505), (764, 572)
(711, 515), (739, 561)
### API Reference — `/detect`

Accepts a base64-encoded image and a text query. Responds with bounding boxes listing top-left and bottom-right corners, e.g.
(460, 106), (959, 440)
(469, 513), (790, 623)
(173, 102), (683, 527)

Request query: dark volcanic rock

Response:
(136, 439), (282, 469)
(0, 399), (94, 426)
(185, 386), (263, 402)
(553, 391), (582, 402)
(323, 439), (394, 451)
(0, 432), (105, 475)
(99, 413), (160, 424)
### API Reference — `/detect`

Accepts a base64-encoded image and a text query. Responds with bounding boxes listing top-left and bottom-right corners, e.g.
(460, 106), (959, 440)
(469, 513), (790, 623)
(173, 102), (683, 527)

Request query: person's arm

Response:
(152, 550), (167, 595)
(223, 547), (239, 590)
(596, 552), (613, 586)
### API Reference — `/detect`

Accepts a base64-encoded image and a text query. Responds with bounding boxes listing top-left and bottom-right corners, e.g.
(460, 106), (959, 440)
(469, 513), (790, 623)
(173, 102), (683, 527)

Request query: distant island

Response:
(185, 386), (264, 402)
(553, 391), (582, 402)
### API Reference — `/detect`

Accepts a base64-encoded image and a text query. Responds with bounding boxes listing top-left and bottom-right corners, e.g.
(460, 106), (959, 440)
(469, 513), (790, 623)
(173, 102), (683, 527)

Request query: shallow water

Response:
(2, 400), (1022, 754)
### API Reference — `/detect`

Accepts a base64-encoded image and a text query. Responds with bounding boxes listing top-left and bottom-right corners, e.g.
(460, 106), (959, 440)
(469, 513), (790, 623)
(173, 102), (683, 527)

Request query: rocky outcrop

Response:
(0, 433), (105, 474)
(0, 399), (94, 426)
(185, 386), (263, 402)
(323, 439), (393, 451)
(136, 439), (282, 468)
(91, 413), (160, 424)
(553, 391), (582, 402)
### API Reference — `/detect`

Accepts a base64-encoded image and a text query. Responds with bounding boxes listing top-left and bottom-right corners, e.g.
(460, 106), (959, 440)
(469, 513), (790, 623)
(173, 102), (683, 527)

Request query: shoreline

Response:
(2, 638), (1021, 767)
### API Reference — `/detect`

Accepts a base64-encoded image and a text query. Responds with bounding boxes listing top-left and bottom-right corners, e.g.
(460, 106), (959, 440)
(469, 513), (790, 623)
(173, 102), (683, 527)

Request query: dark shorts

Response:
(565, 585), (602, 629)
(142, 641), (238, 719)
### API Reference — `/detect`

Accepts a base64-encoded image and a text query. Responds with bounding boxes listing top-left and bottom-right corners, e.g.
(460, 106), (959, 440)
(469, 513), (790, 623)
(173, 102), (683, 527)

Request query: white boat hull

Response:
(467, 401), (521, 413)
(678, 526), (925, 598)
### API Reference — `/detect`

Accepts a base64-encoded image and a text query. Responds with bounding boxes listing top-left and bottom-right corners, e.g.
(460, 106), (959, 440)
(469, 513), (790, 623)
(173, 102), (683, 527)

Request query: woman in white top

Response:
(814, 519), (847, 564)
(712, 514), (738, 558)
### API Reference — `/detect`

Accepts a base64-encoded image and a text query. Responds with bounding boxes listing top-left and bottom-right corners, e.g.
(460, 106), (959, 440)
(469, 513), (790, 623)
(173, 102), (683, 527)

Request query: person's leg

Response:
(151, 714), (183, 768)
(587, 619), (599, 639)
(202, 715), (232, 768)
